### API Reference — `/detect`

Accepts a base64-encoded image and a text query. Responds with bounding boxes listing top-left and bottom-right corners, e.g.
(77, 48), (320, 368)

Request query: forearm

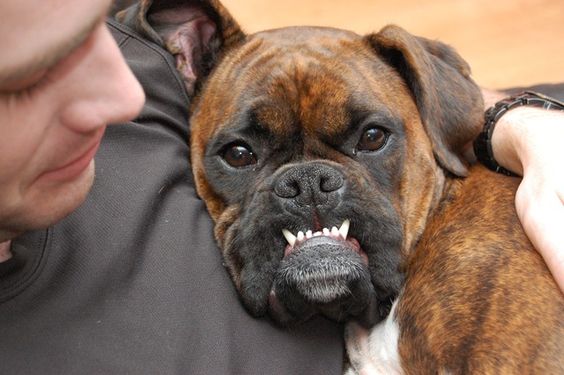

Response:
(478, 88), (564, 176)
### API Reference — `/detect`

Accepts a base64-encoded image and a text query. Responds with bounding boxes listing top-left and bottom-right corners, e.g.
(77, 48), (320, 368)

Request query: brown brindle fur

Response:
(119, 1), (563, 372)
(190, 23), (563, 374)
(399, 168), (564, 373)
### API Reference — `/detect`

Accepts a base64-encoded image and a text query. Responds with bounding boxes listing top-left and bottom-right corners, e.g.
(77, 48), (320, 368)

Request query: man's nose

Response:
(59, 24), (145, 132)
(98, 25), (145, 125)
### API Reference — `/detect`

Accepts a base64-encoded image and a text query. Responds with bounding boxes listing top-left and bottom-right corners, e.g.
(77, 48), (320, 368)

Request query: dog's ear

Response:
(116, 0), (245, 96)
(365, 25), (483, 177)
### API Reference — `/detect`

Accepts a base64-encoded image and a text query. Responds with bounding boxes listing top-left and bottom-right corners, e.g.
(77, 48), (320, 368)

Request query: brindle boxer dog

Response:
(118, 1), (564, 373)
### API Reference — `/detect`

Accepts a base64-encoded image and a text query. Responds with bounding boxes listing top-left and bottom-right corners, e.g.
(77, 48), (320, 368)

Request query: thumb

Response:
(516, 180), (564, 293)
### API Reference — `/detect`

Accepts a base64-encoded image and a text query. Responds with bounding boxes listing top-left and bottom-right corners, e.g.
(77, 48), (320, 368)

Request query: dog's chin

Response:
(268, 236), (380, 326)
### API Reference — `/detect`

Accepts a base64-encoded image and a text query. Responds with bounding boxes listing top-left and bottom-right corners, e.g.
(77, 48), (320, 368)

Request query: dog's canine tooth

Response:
(297, 231), (305, 241)
(339, 219), (350, 239)
(306, 230), (313, 239)
(282, 229), (297, 247)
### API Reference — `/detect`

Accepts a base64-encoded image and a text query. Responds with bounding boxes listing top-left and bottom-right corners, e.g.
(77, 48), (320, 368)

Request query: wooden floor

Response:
(222, 0), (564, 89)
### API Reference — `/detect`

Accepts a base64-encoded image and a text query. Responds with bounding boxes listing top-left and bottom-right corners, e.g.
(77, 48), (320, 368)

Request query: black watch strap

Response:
(473, 91), (564, 177)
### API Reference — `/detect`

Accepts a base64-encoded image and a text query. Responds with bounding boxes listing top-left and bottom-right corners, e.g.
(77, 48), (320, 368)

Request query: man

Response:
(0, 0), (562, 373)
(0, 0), (144, 245)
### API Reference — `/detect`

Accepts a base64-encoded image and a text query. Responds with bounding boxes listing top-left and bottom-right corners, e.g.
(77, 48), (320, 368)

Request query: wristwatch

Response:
(473, 91), (564, 177)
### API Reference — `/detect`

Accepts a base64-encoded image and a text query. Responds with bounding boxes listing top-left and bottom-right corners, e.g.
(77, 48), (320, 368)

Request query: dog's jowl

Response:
(119, 0), (563, 373)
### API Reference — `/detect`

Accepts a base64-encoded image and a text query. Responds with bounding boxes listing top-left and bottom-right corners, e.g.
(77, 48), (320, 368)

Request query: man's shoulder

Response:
(107, 17), (191, 139)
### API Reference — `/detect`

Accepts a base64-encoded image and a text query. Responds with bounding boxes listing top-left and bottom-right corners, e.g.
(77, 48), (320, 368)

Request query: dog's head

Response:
(119, 0), (483, 326)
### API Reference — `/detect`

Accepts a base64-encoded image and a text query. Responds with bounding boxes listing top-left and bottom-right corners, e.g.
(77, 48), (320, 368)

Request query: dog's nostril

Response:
(274, 163), (345, 202)
(320, 175), (343, 192)
(275, 179), (301, 198)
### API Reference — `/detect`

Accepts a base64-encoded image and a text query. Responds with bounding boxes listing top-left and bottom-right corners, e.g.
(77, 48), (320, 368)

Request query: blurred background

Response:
(220, 0), (564, 89)
(112, 0), (564, 89)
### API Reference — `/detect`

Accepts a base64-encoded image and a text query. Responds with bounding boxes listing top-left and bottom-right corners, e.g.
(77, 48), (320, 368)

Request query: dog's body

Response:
(346, 168), (563, 373)
(119, 1), (563, 373)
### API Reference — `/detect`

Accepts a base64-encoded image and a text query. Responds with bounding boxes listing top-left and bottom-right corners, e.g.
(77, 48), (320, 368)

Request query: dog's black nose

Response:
(273, 162), (344, 207)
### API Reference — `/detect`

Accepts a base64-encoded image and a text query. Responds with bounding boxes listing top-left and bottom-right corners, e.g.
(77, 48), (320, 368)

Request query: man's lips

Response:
(37, 136), (103, 183)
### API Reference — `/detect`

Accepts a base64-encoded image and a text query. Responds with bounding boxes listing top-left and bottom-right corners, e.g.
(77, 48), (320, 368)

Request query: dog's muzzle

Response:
(270, 236), (376, 323)
(267, 161), (379, 325)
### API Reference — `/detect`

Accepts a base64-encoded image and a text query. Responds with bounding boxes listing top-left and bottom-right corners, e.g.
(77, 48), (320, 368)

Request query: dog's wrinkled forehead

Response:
(200, 26), (403, 138)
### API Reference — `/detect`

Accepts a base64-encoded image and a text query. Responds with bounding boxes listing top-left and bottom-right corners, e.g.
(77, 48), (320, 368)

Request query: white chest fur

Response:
(344, 299), (401, 375)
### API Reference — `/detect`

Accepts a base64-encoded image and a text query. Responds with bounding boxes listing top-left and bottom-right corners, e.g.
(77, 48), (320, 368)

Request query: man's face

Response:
(0, 0), (145, 240)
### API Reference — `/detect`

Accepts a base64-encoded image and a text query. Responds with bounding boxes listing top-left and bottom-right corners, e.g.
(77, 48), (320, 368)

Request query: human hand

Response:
(491, 105), (564, 293)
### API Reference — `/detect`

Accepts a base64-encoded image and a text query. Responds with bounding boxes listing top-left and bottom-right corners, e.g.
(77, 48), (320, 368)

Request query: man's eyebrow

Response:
(0, 6), (108, 86)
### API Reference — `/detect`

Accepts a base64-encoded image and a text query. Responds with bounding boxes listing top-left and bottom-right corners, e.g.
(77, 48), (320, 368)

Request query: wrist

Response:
(474, 91), (564, 176)
(492, 107), (564, 176)
(490, 106), (531, 176)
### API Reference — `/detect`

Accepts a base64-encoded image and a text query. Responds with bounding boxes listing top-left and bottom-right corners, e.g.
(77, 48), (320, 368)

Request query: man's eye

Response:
(356, 127), (388, 152)
(221, 143), (257, 168)
(0, 69), (48, 95)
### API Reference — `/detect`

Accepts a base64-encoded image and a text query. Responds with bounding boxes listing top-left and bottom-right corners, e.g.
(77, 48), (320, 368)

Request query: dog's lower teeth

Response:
(282, 219), (351, 248)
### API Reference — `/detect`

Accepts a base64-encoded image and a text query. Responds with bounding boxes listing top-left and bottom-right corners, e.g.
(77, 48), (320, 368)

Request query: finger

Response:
(516, 188), (564, 293)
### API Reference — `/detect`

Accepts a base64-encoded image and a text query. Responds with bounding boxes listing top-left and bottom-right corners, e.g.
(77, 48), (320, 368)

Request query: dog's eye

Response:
(356, 127), (388, 152)
(222, 144), (257, 168)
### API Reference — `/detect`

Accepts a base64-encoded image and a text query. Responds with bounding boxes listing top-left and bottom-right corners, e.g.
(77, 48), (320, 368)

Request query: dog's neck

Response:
(400, 164), (447, 256)
(429, 169), (449, 217)
(405, 170), (465, 257)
